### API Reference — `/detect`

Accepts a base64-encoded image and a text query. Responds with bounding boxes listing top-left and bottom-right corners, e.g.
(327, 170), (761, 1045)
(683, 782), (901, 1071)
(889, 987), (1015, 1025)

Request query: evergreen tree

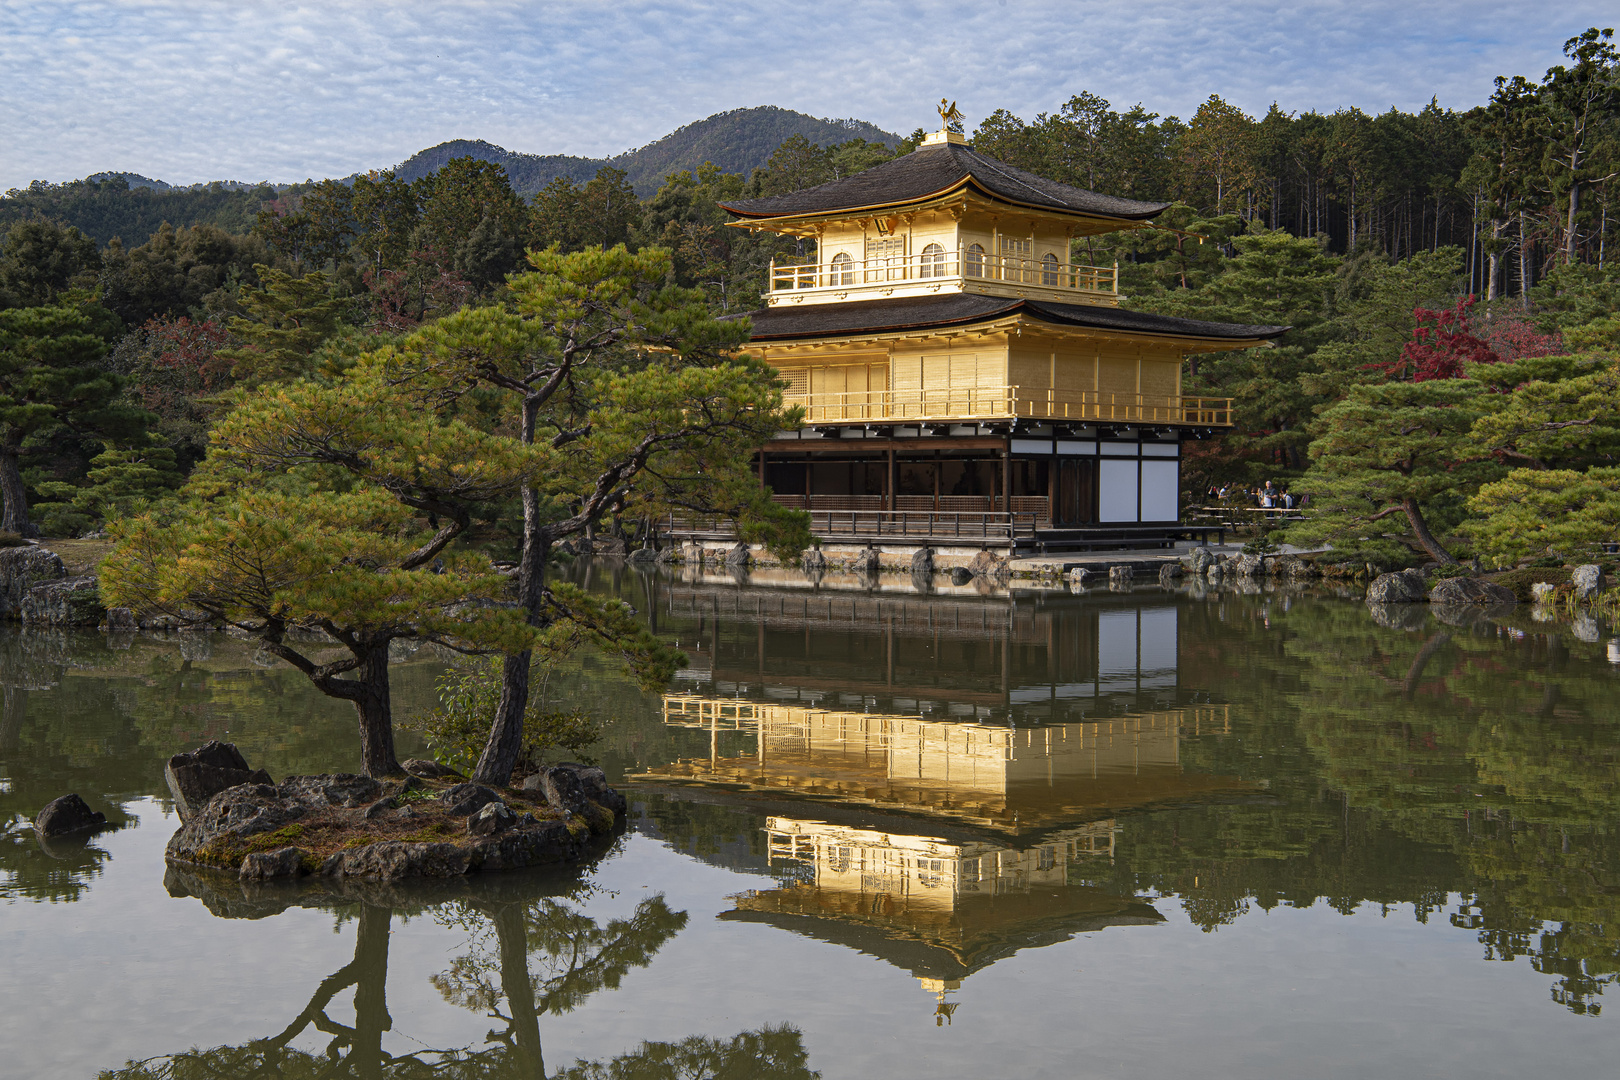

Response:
(100, 374), (546, 776)
(1289, 379), (1498, 564)
(0, 305), (146, 536)
(383, 244), (809, 785)
(214, 265), (343, 385)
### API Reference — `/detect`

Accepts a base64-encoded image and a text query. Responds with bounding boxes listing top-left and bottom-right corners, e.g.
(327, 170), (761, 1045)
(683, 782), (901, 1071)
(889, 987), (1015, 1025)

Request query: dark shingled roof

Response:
(735, 293), (1289, 343)
(720, 141), (1169, 221)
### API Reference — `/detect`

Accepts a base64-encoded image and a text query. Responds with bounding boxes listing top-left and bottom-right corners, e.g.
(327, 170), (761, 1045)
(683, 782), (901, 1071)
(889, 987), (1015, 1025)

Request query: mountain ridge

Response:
(387, 106), (903, 196)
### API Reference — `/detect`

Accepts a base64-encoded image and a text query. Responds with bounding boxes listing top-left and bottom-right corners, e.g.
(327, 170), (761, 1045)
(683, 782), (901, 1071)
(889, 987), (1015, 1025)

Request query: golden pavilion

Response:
(690, 106), (1286, 553)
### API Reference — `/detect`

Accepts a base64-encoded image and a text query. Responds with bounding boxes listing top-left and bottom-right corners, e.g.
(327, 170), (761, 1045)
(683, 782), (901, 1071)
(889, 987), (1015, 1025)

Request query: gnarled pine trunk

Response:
(0, 435), (36, 538)
(351, 641), (402, 778)
(472, 486), (548, 787)
(1402, 497), (1458, 565)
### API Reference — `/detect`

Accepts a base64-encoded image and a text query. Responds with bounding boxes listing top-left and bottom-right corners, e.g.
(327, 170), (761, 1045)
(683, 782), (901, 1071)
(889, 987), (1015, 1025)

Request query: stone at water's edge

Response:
(321, 841), (472, 880)
(35, 793), (107, 838)
(801, 548), (827, 574)
(240, 846), (307, 881)
(910, 547), (934, 576)
(163, 741), (629, 882)
(165, 741), (274, 822)
(522, 762), (628, 816)
(0, 545), (66, 621)
(1572, 564), (1605, 601)
(850, 548), (880, 575)
(20, 574), (105, 627)
(949, 567), (973, 585)
(1366, 570), (1429, 604)
(1428, 577), (1517, 605)
(967, 549), (1011, 583)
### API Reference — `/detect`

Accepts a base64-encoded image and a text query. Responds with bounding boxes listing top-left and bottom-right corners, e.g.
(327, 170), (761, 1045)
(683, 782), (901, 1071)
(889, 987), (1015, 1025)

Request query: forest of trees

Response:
(2, 26), (1619, 569)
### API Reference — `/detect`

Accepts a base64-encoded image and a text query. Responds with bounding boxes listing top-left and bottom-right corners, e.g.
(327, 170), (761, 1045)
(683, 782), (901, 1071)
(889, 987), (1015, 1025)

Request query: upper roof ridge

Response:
(720, 140), (1168, 223)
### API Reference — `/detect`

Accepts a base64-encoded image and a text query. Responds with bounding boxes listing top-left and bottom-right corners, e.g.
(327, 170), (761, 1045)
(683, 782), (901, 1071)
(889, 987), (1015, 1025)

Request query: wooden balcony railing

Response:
(666, 508), (1042, 545)
(770, 249), (1117, 296)
(784, 386), (1233, 426)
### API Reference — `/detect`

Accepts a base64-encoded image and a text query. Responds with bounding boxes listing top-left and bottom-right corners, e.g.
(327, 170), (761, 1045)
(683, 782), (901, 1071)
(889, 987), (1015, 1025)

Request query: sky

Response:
(2, 1), (1614, 192)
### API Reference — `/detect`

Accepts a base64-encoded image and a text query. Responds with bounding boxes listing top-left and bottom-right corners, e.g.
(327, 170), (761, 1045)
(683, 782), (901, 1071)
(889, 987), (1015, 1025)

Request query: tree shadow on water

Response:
(101, 869), (817, 1079)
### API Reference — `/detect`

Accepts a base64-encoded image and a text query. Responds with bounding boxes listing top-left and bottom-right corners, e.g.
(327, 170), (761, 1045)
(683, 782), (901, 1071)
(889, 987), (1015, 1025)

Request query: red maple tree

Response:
(1376, 297), (1501, 381)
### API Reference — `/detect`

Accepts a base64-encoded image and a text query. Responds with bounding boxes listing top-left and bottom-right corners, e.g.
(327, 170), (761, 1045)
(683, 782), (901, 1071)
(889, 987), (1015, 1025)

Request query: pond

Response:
(3, 564), (1619, 1079)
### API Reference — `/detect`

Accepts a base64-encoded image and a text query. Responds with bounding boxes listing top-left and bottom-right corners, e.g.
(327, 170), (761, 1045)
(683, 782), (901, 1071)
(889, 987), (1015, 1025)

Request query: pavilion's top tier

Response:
(720, 130), (1170, 309)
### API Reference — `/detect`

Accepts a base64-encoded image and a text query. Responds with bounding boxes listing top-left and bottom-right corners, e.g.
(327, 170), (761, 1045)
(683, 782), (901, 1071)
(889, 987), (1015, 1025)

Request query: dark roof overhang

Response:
(733, 294), (1289, 347)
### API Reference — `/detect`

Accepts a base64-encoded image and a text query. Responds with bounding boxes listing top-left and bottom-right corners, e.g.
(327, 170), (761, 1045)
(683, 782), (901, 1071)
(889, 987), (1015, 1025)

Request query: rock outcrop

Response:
(401, 758), (462, 780)
(240, 846), (308, 881)
(164, 748), (628, 884)
(1428, 577), (1516, 605)
(19, 574), (105, 627)
(1229, 553), (1268, 579)
(1366, 570), (1429, 604)
(1572, 564), (1605, 601)
(967, 550), (1011, 584)
(35, 793), (108, 838)
(165, 741), (274, 822)
(0, 546), (66, 620)
(910, 547), (934, 576)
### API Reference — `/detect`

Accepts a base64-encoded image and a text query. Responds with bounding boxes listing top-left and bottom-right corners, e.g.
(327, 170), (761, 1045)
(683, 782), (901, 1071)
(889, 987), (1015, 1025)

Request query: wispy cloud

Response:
(1, 1), (1612, 190)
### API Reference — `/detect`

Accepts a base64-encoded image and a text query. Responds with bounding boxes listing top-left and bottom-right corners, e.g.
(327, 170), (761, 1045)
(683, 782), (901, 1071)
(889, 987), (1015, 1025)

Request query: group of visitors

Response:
(1206, 481), (1306, 511)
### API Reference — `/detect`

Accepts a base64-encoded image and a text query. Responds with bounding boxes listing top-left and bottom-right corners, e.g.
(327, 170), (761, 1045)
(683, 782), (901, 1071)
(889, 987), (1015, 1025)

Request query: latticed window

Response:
(830, 252), (854, 286)
(919, 242), (946, 278)
(865, 237), (904, 280)
(965, 243), (985, 277)
(999, 236), (1033, 281)
(1041, 252), (1060, 286)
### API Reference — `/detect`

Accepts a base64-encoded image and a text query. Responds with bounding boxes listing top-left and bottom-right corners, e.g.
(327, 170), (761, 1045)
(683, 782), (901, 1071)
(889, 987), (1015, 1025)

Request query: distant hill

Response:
(2, 106), (902, 247)
(0, 175), (279, 247)
(392, 107), (903, 197)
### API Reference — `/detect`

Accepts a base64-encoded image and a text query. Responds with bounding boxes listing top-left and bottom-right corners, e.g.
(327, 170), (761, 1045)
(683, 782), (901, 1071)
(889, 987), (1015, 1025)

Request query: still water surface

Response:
(3, 566), (1619, 1078)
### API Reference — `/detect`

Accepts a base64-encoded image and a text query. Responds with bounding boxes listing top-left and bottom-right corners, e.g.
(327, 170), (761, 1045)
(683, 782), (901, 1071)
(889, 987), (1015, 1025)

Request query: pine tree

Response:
(1289, 379), (1499, 564)
(214, 266), (343, 386)
(0, 305), (147, 536)
(382, 244), (809, 785)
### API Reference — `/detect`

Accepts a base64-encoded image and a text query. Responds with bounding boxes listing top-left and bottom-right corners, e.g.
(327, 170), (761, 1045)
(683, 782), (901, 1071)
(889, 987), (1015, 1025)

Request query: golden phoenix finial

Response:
(937, 99), (965, 131)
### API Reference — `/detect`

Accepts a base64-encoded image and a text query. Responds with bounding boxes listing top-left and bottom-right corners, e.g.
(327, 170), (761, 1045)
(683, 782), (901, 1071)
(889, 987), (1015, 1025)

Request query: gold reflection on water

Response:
(643, 695), (1250, 833)
(725, 815), (1161, 1012)
(643, 694), (1255, 1010)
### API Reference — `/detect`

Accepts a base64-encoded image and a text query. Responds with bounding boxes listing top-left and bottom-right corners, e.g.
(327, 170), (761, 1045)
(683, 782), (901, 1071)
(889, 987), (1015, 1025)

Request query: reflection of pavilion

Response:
(638, 695), (1251, 1015)
(723, 815), (1163, 1016)
(645, 696), (1242, 835)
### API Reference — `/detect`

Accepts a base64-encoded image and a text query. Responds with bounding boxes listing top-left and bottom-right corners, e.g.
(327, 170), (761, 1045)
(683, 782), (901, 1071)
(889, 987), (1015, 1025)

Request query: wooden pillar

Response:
(886, 447), (896, 513)
(1002, 445), (1012, 514)
(757, 450), (766, 488)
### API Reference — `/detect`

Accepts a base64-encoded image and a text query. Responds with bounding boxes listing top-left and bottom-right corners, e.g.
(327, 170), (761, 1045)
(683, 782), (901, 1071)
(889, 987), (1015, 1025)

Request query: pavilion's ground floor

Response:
(663, 426), (1224, 554)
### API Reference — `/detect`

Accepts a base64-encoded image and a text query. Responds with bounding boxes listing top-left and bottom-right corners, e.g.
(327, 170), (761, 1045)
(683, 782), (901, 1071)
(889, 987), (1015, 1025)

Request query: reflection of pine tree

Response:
(555, 1024), (819, 1080)
(431, 889), (689, 1077)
